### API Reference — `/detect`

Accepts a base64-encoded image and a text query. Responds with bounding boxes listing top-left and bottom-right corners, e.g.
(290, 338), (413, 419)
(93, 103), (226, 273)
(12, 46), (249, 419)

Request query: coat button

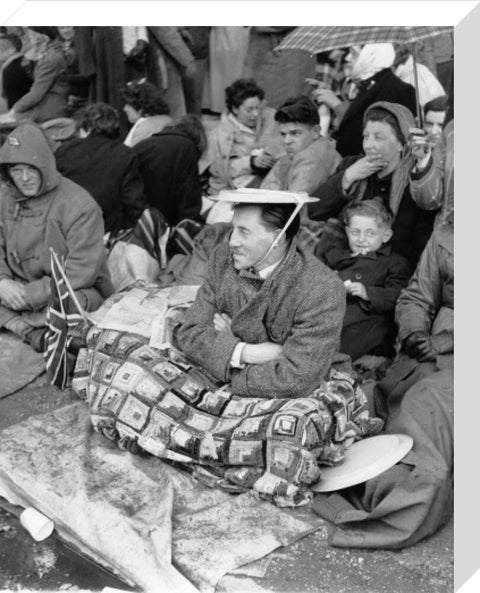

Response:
(355, 272), (362, 280)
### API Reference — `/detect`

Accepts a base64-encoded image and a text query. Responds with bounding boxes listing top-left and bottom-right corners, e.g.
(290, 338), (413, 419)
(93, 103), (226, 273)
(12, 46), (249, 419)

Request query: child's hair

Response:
(341, 199), (393, 228)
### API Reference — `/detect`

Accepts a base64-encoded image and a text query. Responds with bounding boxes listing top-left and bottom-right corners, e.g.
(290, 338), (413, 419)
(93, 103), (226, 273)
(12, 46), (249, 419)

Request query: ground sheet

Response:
(0, 401), (328, 592)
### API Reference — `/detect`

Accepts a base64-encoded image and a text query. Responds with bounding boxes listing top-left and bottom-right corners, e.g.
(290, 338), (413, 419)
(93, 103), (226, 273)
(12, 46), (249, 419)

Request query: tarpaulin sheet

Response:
(0, 402), (326, 592)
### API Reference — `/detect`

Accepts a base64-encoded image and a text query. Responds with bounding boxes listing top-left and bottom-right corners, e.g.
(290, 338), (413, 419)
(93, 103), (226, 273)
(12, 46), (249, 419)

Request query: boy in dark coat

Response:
(320, 199), (411, 361)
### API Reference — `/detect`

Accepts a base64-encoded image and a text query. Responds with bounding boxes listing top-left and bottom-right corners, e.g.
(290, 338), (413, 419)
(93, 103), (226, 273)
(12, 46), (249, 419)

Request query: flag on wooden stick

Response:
(44, 249), (90, 389)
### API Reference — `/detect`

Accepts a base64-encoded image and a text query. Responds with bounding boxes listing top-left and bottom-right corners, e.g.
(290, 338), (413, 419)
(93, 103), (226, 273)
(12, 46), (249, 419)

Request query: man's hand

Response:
(311, 88), (342, 111)
(402, 330), (435, 362)
(241, 342), (283, 365)
(213, 312), (233, 336)
(252, 150), (276, 170)
(345, 281), (369, 301)
(0, 278), (28, 310)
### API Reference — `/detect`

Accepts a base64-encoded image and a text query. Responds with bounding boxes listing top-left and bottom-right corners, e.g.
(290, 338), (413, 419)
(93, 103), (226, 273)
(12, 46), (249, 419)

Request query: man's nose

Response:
(22, 169), (30, 181)
(229, 230), (240, 247)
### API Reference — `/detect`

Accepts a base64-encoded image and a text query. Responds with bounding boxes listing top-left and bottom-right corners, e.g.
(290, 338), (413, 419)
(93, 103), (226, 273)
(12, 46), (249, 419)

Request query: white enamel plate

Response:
(312, 433), (414, 493)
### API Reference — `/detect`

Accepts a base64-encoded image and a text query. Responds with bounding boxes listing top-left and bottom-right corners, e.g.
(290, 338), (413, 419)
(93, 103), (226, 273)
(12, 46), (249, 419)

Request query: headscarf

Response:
(361, 100), (416, 217)
(351, 43), (395, 83)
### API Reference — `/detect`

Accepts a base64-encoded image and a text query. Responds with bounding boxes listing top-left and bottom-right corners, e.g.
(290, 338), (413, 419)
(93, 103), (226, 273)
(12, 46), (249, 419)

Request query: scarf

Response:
(351, 43), (395, 83)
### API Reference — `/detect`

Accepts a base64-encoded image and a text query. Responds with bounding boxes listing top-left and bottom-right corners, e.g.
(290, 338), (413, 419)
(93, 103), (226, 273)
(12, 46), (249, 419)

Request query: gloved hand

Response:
(402, 330), (435, 362)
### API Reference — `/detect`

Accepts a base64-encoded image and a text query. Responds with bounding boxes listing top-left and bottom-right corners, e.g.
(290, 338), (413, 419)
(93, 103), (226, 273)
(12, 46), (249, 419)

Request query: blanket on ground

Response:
(0, 401), (327, 592)
(72, 285), (383, 507)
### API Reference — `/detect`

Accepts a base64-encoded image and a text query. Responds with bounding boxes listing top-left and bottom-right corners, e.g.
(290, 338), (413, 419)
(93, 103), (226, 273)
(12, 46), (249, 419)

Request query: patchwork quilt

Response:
(72, 286), (383, 507)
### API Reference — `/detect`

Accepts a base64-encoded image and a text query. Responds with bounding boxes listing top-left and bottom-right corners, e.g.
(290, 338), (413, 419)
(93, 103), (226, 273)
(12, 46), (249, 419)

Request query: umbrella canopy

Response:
(275, 26), (453, 55)
(276, 26), (453, 127)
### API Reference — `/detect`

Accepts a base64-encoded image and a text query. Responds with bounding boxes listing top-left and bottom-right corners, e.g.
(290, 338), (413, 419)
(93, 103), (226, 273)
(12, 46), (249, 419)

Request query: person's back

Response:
(133, 119), (204, 225)
(55, 103), (146, 236)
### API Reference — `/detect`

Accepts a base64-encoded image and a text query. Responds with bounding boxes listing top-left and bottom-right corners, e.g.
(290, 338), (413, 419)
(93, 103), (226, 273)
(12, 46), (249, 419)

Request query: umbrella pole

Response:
(412, 43), (423, 128)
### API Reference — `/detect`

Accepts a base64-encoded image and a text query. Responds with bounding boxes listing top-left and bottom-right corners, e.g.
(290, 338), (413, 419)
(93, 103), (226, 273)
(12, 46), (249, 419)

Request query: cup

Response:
(19, 507), (55, 541)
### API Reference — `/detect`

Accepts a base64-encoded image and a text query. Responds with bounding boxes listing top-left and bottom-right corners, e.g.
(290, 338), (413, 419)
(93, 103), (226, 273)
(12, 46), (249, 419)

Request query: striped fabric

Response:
(44, 251), (87, 389)
(276, 26), (453, 55)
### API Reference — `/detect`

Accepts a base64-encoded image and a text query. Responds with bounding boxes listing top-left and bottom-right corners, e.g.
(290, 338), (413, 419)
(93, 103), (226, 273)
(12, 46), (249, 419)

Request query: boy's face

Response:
(279, 122), (319, 159)
(345, 215), (392, 255)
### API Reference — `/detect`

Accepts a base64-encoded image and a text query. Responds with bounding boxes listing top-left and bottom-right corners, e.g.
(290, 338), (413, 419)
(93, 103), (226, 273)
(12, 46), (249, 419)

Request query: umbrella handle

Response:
(411, 43), (423, 128)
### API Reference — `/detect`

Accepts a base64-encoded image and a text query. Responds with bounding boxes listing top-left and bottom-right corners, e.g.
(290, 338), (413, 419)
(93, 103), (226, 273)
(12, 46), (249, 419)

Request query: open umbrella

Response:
(276, 26), (453, 126)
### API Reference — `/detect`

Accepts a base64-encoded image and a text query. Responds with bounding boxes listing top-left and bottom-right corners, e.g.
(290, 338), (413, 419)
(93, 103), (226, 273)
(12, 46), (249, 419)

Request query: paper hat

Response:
(211, 188), (319, 204)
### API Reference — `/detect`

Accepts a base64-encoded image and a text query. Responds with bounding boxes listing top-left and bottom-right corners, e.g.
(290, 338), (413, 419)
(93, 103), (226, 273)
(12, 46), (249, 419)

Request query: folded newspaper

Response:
(90, 285), (200, 349)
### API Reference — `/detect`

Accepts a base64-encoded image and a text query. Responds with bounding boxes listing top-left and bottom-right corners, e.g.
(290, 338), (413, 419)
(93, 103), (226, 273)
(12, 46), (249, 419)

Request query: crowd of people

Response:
(0, 26), (454, 547)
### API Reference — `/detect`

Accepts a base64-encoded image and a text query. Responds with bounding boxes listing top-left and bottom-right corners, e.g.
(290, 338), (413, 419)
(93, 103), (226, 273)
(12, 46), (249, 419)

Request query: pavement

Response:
(0, 374), (453, 593)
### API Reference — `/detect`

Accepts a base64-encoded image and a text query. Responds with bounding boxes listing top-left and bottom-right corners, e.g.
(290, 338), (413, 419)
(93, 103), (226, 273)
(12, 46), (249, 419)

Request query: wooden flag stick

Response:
(50, 248), (89, 322)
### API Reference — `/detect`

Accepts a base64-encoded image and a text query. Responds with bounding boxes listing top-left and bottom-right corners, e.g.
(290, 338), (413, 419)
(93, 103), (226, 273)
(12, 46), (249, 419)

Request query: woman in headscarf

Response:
(313, 43), (417, 157)
(309, 101), (439, 269)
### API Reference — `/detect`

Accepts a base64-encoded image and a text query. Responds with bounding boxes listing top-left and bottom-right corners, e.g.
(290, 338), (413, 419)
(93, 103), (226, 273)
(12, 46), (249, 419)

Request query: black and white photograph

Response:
(0, 2), (473, 592)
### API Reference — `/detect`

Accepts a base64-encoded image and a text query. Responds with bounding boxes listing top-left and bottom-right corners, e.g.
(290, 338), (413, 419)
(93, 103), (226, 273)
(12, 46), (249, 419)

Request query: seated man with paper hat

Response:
(173, 188), (346, 398)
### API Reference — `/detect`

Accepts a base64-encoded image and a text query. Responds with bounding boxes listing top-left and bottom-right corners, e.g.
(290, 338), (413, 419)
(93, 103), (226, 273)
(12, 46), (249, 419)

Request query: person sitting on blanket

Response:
(319, 199), (412, 362)
(173, 188), (347, 399)
(0, 122), (113, 352)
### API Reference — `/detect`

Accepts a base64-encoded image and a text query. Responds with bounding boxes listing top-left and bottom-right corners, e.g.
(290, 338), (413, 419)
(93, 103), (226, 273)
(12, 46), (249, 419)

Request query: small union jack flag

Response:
(44, 249), (89, 389)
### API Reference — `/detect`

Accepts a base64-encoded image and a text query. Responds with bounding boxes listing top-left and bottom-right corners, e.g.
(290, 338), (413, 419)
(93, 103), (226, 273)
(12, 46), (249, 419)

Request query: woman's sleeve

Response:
(395, 233), (442, 341)
(409, 137), (446, 211)
(13, 56), (62, 114)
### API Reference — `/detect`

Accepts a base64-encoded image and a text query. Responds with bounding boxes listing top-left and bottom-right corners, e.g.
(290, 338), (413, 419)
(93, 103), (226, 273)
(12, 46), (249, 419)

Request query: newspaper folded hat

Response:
(211, 188), (319, 204)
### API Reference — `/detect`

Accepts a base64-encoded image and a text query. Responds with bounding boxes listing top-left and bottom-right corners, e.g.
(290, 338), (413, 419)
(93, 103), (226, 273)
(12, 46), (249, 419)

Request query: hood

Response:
(364, 100), (415, 145)
(351, 43), (395, 82)
(0, 123), (60, 197)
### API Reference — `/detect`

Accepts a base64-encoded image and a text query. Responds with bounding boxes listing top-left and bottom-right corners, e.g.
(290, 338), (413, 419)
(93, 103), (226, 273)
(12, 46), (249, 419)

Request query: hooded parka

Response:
(0, 123), (113, 328)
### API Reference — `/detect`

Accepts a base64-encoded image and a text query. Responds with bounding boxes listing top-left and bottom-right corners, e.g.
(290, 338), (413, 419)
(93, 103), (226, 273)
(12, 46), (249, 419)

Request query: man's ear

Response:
(311, 124), (321, 140)
(382, 228), (393, 244)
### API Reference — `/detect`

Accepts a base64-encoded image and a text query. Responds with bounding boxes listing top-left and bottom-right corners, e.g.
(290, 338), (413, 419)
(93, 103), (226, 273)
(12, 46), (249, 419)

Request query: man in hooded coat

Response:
(0, 123), (113, 350)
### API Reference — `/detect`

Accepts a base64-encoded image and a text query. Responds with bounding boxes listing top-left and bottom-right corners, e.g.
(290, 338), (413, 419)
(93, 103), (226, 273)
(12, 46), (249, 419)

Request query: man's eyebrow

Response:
(235, 224), (250, 233)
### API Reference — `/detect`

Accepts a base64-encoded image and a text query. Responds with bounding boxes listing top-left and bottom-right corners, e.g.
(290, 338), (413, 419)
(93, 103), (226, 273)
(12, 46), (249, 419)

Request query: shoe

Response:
(24, 327), (48, 353)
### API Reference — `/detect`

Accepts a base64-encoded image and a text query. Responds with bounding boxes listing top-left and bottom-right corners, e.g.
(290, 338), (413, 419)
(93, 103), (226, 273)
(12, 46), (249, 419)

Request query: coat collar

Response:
(327, 241), (392, 267)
